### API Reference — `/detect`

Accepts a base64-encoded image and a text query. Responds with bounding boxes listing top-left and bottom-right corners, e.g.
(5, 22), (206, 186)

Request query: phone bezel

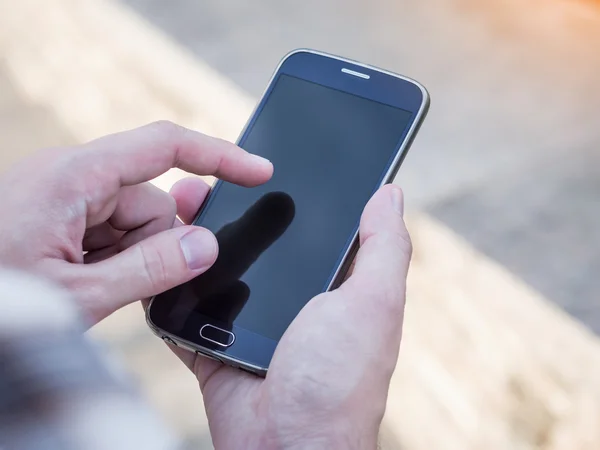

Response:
(146, 49), (430, 376)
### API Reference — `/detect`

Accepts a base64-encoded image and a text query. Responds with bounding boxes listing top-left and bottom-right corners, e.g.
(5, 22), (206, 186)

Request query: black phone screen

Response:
(156, 74), (413, 343)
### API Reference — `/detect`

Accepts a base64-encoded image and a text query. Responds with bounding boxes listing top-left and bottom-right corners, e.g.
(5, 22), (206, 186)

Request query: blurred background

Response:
(0, 0), (599, 448)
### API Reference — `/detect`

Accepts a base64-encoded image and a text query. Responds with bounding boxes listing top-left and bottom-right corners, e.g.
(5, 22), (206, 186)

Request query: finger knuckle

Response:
(139, 243), (169, 294)
(38, 147), (76, 182)
(395, 228), (413, 258)
(39, 147), (102, 212)
(380, 287), (406, 318)
(377, 229), (413, 259)
(147, 120), (185, 141)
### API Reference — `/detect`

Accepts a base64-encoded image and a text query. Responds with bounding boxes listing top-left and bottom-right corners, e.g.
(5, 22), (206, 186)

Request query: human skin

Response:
(0, 121), (411, 449)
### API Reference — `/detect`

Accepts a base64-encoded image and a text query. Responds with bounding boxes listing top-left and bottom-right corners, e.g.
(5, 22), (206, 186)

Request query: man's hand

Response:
(168, 183), (411, 450)
(0, 121), (411, 449)
(0, 121), (272, 325)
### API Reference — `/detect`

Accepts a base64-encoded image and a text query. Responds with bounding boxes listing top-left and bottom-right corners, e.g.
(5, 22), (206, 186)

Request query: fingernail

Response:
(180, 229), (218, 271)
(391, 186), (404, 215)
(249, 153), (272, 167)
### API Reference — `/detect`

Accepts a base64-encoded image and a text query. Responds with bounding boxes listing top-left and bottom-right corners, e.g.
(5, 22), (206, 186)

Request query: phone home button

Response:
(199, 324), (235, 347)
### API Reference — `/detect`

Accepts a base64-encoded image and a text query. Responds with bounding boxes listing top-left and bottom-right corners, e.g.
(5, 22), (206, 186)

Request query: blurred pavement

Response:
(0, 62), (73, 167)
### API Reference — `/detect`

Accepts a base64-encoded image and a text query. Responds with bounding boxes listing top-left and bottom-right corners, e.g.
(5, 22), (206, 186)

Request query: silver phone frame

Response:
(146, 48), (430, 377)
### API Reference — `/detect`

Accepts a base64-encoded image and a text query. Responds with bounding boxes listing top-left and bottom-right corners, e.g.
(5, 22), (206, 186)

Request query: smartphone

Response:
(147, 49), (429, 376)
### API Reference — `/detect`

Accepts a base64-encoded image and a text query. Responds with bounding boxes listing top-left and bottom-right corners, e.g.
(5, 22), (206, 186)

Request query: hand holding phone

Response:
(148, 48), (428, 447)
(166, 181), (411, 449)
(148, 50), (429, 374)
(0, 46), (427, 448)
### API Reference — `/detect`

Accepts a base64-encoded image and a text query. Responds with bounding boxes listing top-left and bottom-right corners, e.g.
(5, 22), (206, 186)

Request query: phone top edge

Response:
(241, 49), (430, 145)
(282, 48), (431, 102)
(283, 48), (430, 90)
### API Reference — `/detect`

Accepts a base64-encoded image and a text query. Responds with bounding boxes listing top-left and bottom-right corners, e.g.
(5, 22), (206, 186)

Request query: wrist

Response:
(284, 433), (378, 450)
(259, 416), (379, 450)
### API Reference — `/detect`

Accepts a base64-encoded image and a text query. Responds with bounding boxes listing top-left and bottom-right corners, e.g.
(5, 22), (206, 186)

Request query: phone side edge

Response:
(326, 80), (430, 291)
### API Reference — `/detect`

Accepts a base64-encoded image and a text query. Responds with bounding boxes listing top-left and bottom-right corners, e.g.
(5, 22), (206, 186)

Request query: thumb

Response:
(332, 184), (411, 396)
(342, 184), (412, 328)
(69, 226), (218, 322)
